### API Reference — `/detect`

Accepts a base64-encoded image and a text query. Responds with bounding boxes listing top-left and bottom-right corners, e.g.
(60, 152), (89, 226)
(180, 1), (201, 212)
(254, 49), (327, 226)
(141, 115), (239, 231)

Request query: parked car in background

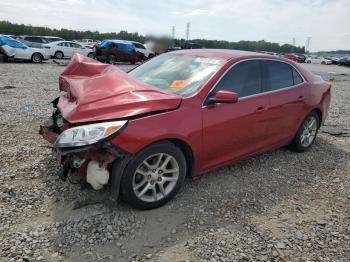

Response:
(40, 50), (331, 209)
(74, 39), (98, 49)
(94, 40), (143, 64)
(338, 57), (350, 66)
(2, 34), (17, 39)
(281, 53), (302, 62)
(260, 51), (278, 56)
(325, 56), (341, 64)
(305, 56), (332, 64)
(17, 36), (65, 48)
(182, 42), (204, 49)
(0, 35), (49, 63)
(42, 41), (94, 59)
(131, 41), (155, 59)
(43, 36), (65, 43)
(293, 53), (307, 63)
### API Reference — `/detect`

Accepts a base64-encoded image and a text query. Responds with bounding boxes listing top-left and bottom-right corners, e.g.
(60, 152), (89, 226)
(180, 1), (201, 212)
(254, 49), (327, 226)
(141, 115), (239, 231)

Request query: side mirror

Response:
(208, 90), (239, 105)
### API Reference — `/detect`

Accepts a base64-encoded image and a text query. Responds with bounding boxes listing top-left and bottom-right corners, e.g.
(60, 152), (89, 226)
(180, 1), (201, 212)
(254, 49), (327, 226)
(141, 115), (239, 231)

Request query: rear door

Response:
(262, 60), (307, 145)
(202, 60), (270, 170)
(71, 42), (87, 55)
(63, 42), (74, 57)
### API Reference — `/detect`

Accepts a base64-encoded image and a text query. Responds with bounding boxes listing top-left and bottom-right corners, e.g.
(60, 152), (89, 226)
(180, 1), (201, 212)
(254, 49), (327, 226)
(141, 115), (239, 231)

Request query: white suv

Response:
(131, 41), (155, 59)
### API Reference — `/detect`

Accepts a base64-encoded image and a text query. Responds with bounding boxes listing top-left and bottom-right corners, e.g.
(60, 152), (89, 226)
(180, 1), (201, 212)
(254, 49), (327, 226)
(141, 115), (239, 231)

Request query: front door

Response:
(202, 60), (270, 171)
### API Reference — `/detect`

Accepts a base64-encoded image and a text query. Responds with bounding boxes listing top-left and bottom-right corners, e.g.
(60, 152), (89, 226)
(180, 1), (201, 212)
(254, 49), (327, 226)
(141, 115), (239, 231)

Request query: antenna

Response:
(171, 26), (175, 39)
(186, 22), (190, 40)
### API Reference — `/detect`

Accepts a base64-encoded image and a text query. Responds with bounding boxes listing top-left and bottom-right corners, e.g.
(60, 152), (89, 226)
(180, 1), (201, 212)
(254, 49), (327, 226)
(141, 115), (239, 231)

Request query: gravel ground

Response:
(0, 60), (349, 262)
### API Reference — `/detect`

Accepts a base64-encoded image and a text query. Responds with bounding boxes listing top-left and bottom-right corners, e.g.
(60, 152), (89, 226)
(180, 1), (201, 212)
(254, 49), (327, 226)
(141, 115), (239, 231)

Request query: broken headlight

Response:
(54, 120), (127, 148)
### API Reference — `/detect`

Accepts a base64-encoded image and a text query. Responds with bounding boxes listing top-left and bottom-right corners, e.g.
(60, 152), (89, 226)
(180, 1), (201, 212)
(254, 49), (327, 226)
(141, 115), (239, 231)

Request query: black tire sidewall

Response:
(291, 111), (320, 152)
(121, 142), (187, 209)
(32, 53), (42, 63)
(55, 51), (63, 59)
(108, 55), (117, 64)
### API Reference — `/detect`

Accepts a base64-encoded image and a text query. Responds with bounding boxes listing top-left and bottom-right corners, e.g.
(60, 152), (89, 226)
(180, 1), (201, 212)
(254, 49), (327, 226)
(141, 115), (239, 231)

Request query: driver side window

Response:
(212, 60), (262, 98)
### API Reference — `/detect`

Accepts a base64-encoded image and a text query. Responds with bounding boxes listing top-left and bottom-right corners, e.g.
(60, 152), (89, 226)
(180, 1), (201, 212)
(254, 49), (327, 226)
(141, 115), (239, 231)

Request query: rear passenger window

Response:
(25, 37), (42, 42)
(292, 69), (303, 85)
(265, 60), (294, 90)
(213, 60), (262, 97)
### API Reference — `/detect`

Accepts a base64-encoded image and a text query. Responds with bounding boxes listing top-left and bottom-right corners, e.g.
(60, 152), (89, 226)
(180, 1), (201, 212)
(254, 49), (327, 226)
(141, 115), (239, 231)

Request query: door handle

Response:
(298, 95), (304, 100)
(256, 106), (265, 111)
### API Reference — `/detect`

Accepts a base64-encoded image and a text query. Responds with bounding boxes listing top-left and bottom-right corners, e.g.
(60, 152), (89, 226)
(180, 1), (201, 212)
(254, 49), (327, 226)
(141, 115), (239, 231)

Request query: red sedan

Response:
(40, 50), (331, 209)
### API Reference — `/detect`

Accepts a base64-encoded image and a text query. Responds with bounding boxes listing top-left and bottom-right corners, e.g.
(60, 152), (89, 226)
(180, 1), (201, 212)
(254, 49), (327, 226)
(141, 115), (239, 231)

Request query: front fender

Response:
(112, 100), (203, 175)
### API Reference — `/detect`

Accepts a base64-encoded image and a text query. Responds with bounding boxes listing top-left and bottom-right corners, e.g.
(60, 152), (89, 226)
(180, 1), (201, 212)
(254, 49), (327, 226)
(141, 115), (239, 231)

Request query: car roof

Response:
(51, 41), (74, 44)
(171, 49), (283, 61)
(108, 39), (133, 44)
(43, 36), (63, 38)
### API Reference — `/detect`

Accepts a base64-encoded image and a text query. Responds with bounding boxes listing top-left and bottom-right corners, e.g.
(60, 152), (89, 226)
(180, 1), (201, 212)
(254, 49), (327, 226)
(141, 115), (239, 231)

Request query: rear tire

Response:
(108, 55), (117, 64)
(54, 51), (64, 59)
(87, 52), (94, 58)
(290, 111), (320, 152)
(31, 53), (43, 63)
(120, 142), (187, 209)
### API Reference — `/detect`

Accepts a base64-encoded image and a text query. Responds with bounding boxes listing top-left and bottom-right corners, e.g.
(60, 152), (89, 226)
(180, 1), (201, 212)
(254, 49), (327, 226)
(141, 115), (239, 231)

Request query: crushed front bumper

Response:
(39, 116), (130, 185)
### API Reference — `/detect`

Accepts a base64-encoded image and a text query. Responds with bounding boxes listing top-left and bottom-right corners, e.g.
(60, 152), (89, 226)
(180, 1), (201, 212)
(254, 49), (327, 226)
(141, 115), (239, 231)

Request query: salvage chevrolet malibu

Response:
(40, 50), (331, 209)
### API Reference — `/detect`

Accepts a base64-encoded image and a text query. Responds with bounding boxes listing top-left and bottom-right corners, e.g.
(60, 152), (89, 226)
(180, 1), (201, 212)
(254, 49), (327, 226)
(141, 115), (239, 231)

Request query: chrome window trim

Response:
(202, 58), (306, 107)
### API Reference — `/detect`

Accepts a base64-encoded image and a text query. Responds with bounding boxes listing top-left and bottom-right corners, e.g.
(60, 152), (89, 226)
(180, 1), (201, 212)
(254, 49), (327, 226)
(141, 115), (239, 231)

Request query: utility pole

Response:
(171, 26), (175, 39)
(306, 37), (311, 52)
(186, 22), (190, 41)
(292, 37), (296, 46)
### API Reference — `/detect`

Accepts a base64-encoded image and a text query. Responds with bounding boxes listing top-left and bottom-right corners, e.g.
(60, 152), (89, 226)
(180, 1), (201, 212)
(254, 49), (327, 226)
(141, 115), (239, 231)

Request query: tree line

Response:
(0, 20), (305, 53)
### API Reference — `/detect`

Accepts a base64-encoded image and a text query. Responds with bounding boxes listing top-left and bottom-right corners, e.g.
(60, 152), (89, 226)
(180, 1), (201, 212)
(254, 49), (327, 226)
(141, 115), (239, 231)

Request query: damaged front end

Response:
(39, 54), (181, 197)
(39, 102), (130, 192)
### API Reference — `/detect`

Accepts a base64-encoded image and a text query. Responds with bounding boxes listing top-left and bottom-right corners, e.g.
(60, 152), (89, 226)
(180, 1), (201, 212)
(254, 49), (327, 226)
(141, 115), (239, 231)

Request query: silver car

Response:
(17, 36), (65, 48)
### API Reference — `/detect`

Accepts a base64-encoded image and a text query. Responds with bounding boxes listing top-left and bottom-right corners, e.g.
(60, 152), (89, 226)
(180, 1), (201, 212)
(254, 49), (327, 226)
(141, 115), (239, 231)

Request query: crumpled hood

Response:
(57, 54), (182, 123)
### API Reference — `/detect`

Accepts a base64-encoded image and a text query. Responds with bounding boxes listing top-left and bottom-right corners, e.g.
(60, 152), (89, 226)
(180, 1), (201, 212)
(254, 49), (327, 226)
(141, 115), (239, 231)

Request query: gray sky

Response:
(1, 0), (349, 51)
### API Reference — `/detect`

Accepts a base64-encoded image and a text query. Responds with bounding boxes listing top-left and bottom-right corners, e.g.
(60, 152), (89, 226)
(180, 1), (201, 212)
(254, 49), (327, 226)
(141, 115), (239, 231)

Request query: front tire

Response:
(120, 142), (187, 209)
(290, 111), (320, 152)
(31, 53), (43, 63)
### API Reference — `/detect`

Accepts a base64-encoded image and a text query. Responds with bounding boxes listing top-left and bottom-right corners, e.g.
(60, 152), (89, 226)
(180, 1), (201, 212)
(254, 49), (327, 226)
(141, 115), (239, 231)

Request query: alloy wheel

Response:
(132, 153), (179, 202)
(300, 116), (317, 147)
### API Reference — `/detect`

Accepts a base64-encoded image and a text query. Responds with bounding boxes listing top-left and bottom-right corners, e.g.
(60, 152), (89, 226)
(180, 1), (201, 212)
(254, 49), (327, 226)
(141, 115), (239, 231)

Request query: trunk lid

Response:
(57, 54), (182, 123)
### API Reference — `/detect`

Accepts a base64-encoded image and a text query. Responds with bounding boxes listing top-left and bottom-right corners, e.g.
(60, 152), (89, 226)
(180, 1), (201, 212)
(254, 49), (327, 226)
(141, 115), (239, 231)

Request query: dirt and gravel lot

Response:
(0, 60), (349, 262)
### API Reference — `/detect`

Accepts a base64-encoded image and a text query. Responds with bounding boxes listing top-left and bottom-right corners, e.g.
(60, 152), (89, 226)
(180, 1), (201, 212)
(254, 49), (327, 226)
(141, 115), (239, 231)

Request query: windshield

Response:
(128, 53), (224, 96)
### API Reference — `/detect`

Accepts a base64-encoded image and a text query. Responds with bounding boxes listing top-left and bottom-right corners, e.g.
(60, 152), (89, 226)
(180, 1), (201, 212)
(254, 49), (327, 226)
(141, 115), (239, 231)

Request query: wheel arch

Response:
(130, 138), (195, 179)
(312, 108), (322, 127)
(165, 138), (194, 179)
(32, 52), (43, 60)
